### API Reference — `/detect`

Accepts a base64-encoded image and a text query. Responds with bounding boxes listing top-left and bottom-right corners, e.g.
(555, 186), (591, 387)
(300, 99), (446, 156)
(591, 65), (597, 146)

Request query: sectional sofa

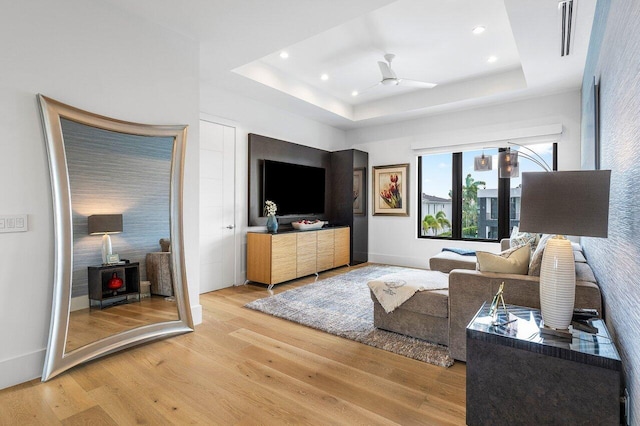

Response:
(371, 239), (603, 362)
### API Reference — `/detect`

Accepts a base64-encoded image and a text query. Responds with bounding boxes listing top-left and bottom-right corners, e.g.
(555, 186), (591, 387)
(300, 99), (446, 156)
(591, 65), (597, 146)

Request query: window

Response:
(418, 153), (452, 238)
(463, 149), (498, 240)
(418, 143), (556, 241)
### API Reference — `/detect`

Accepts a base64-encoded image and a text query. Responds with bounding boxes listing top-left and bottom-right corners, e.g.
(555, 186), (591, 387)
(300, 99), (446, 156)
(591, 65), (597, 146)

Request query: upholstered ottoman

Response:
(429, 250), (477, 273)
(369, 270), (450, 346)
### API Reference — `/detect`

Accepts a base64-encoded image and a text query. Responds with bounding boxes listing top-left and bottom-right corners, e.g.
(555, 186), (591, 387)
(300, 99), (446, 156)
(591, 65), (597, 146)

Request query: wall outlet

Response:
(0, 214), (28, 233)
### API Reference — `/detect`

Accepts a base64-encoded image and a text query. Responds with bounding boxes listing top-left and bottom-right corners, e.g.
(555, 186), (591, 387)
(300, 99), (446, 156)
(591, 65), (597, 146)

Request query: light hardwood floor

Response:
(67, 296), (179, 352)
(0, 264), (466, 425)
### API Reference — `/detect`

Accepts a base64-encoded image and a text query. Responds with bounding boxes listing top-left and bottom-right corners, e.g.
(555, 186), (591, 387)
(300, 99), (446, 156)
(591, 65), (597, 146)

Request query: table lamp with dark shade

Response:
(88, 214), (123, 264)
(519, 170), (611, 331)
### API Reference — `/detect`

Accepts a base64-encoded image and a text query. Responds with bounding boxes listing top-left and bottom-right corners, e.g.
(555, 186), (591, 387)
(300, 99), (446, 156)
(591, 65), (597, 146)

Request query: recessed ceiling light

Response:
(279, 51), (289, 59)
(320, 74), (329, 81)
(472, 26), (486, 35)
(487, 55), (498, 63)
(351, 91), (358, 97)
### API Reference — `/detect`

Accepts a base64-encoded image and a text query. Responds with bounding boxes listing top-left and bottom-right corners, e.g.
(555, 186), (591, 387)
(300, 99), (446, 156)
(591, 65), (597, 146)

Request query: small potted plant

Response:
(264, 200), (278, 233)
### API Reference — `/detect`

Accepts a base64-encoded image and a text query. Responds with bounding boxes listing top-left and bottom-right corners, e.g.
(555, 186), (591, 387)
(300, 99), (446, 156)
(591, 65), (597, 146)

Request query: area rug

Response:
(245, 265), (454, 367)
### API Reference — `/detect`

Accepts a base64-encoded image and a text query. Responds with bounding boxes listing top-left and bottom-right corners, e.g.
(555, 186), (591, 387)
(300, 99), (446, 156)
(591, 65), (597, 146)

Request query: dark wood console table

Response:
(466, 303), (621, 425)
(88, 262), (141, 309)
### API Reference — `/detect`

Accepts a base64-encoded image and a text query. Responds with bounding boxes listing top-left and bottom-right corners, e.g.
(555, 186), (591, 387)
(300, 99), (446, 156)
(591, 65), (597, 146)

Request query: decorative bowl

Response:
(291, 220), (326, 230)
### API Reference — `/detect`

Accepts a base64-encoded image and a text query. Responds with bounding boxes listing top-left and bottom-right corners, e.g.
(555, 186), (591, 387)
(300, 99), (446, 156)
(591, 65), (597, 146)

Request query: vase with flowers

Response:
(264, 200), (278, 233)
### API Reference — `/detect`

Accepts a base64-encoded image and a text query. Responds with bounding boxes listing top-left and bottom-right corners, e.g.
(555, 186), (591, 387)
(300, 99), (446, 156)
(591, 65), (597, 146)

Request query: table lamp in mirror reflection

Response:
(519, 170), (610, 333)
(88, 214), (123, 264)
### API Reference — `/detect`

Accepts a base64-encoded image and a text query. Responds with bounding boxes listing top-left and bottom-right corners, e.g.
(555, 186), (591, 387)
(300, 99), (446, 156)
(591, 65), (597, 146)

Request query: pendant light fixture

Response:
(473, 151), (493, 171)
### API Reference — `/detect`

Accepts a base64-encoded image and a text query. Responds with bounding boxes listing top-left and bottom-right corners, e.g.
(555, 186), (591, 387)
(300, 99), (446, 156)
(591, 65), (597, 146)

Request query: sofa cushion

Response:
(574, 250), (587, 263)
(390, 289), (449, 318)
(429, 251), (477, 273)
(528, 234), (553, 276)
(368, 269), (448, 313)
(372, 297), (449, 345)
(369, 269), (449, 317)
(576, 262), (597, 283)
(476, 244), (530, 275)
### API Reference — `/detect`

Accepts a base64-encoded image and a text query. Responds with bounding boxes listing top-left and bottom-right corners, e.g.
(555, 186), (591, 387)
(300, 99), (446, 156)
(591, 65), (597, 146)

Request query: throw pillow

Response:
(476, 244), (531, 275)
(574, 250), (587, 263)
(510, 230), (539, 251)
(528, 234), (553, 276)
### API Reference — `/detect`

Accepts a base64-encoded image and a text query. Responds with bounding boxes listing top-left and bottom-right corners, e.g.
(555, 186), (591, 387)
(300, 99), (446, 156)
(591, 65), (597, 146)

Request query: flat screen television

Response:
(262, 159), (325, 216)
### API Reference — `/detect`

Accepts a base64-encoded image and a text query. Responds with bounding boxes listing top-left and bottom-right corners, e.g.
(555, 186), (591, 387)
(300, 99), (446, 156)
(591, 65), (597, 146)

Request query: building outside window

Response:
(461, 149), (498, 239)
(477, 187), (521, 239)
(421, 194), (453, 237)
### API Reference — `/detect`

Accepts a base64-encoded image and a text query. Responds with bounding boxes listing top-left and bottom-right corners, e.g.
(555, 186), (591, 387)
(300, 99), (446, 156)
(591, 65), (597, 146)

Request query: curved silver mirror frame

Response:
(38, 94), (194, 381)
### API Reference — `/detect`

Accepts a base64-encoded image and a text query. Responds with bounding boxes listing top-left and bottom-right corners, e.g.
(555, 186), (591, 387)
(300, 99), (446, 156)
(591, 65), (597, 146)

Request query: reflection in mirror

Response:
(39, 95), (193, 381)
(62, 118), (179, 351)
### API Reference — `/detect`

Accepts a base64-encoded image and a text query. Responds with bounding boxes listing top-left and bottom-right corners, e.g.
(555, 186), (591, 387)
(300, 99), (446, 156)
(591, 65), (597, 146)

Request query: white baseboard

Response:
(70, 295), (90, 312)
(0, 349), (45, 390)
(368, 253), (431, 269)
(191, 304), (203, 325)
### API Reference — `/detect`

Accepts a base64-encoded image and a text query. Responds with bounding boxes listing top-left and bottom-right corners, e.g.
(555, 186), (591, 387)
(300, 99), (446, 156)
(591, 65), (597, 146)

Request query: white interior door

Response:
(199, 119), (236, 293)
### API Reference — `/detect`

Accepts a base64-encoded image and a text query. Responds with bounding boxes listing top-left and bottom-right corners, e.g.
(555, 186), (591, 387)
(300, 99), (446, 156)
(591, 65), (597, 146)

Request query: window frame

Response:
(417, 144), (557, 242)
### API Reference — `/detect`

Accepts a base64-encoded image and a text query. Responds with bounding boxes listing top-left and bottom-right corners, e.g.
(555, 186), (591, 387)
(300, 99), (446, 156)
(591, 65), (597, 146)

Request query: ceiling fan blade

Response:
(398, 78), (437, 89)
(377, 61), (396, 79)
(356, 82), (381, 95)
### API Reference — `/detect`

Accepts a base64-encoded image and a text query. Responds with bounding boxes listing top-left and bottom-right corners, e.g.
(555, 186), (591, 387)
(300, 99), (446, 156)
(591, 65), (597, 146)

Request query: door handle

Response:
(226, 225), (235, 229)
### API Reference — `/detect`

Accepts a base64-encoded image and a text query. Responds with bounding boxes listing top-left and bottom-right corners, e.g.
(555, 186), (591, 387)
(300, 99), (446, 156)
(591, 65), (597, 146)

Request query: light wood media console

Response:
(247, 227), (350, 286)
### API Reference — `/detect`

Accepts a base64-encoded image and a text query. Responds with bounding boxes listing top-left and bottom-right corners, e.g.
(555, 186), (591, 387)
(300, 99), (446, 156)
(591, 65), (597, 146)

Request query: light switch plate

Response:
(0, 214), (28, 233)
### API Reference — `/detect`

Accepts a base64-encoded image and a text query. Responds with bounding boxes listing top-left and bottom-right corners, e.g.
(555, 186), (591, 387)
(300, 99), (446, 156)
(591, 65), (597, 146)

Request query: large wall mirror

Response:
(38, 95), (193, 381)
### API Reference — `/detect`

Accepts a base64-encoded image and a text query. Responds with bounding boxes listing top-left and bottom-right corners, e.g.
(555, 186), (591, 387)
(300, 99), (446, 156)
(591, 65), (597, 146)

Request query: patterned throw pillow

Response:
(476, 244), (531, 275)
(510, 231), (539, 251)
(528, 234), (553, 276)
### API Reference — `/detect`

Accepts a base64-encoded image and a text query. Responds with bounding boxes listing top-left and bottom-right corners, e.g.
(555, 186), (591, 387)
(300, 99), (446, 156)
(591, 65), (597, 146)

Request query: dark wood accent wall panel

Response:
(248, 134), (332, 226)
(248, 134), (368, 265)
(329, 150), (353, 227)
(352, 150), (368, 264)
(330, 149), (368, 265)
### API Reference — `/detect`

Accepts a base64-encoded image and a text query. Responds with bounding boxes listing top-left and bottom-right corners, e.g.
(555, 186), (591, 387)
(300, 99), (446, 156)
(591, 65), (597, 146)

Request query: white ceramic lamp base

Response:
(539, 235), (576, 330)
(101, 233), (112, 264)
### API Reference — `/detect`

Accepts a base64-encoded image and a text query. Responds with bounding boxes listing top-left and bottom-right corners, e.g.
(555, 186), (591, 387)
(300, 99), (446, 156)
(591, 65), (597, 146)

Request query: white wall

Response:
(346, 91), (582, 268)
(0, 0), (200, 389)
(200, 84), (348, 280)
(199, 86), (582, 274)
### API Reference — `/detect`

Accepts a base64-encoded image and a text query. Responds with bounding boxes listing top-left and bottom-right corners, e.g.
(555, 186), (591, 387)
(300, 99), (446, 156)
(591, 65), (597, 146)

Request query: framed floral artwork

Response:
(372, 163), (409, 216)
(353, 167), (365, 215)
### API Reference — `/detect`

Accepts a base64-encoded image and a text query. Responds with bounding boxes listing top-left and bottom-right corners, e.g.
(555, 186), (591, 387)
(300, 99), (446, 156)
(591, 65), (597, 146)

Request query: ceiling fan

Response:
(357, 53), (437, 95)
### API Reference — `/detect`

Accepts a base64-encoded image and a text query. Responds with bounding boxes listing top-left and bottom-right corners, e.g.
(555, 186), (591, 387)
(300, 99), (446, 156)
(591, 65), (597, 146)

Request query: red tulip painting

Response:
(379, 173), (402, 208)
(373, 164), (409, 216)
